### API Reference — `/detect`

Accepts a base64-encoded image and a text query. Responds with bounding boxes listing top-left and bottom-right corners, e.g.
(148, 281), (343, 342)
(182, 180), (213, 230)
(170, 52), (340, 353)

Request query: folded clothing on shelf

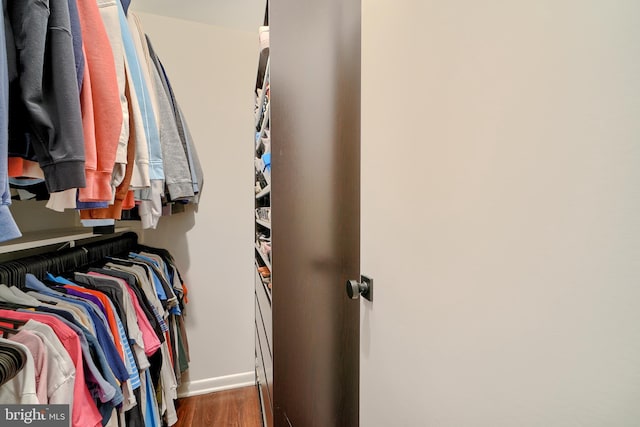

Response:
(256, 207), (271, 222)
(259, 26), (270, 52)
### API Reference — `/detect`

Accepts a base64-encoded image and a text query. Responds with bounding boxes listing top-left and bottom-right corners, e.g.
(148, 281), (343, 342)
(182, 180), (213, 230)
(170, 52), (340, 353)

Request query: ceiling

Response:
(131, 0), (267, 32)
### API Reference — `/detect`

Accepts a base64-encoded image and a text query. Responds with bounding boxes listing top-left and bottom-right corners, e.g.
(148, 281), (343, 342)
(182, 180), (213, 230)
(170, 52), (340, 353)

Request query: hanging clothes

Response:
(75, 0), (122, 203)
(5, 0), (86, 193)
(2, 1), (204, 244)
(0, 236), (190, 427)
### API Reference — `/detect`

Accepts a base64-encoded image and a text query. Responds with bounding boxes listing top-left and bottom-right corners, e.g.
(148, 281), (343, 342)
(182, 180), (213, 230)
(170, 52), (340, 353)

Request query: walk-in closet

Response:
(1, 0), (639, 426)
(0, 0), (253, 425)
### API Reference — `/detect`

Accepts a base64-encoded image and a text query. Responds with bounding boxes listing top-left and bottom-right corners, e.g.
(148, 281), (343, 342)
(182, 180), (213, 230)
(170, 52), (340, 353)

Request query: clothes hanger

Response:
(0, 342), (26, 386)
(0, 325), (20, 337)
(0, 301), (32, 310)
(104, 256), (135, 267)
(0, 316), (26, 328)
(0, 263), (7, 282)
(41, 277), (68, 291)
(9, 262), (22, 288)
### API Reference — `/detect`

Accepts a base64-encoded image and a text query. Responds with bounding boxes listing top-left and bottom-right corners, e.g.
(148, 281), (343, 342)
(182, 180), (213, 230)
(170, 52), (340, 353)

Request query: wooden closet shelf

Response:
(256, 219), (271, 229)
(255, 244), (272, 271)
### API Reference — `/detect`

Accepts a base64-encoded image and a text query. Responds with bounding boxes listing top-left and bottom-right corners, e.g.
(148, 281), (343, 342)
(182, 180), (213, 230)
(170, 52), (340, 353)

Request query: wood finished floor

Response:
(173, 386), (262, 427)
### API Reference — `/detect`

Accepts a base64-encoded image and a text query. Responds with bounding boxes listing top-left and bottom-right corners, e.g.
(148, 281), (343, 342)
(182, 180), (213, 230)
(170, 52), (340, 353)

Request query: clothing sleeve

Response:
(146, 37), (203, 200)
(80, 79), (137, 220)
(147, 53), (194, 200)
(76, 0), (122, 202)
(97, 0), (128, 191)
(8, 0), (86, 193)
(0, 1), (20, 243)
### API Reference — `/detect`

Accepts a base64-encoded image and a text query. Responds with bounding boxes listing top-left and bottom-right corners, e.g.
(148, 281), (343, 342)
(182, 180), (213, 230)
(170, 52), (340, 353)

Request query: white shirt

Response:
(0, 338), (38, 404)
(22, 320), (76, 406)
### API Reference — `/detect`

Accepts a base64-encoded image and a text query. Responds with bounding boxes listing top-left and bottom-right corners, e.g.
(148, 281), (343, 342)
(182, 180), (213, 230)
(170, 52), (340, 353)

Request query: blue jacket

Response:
(0, 0), (21, 243)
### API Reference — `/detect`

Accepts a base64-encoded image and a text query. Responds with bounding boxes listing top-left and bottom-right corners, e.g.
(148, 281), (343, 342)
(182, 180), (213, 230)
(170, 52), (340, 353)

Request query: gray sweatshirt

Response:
(145, 43), (194, 201)
(146, 36), (204, 202)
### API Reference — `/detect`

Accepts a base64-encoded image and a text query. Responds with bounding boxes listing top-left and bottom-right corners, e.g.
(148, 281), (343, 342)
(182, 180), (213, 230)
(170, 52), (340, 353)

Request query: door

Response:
(270, 0), (361, 426)
(360, 1), (640, 426)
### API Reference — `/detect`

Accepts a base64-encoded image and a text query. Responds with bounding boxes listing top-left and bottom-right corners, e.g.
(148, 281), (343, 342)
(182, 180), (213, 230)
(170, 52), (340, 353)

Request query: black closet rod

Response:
(0, 232), (139, 288)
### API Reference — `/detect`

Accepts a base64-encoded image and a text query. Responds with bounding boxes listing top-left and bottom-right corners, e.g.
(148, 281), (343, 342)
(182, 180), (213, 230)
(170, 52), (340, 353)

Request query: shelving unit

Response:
(256, 219), (271, 229)
(251, 0), (361, 423)
(255, 262), (272, 303)
(255, 184), (271, 199)
(255, 243), (272, 271)
(254, 9), (273, 426)
(255, 86), (270, 129)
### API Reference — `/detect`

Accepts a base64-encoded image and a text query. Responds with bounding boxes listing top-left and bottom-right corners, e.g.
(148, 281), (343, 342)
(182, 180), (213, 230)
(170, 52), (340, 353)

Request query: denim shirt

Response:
(0, 0), (20, 243)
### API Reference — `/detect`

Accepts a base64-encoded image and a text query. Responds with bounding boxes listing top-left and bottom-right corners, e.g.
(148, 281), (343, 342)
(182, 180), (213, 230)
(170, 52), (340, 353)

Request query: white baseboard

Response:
(177, 371), (256, 398)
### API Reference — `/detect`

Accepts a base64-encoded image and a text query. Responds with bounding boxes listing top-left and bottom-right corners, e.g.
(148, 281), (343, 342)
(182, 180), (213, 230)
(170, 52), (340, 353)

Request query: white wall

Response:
(134, 12), (259, 396)
(361, 1), (640, 426)
(132, 0), (265, 32)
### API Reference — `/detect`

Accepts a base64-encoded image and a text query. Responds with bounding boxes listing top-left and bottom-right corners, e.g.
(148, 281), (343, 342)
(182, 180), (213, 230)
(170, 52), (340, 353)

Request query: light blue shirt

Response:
(118, 2), (163, 181)
(0, 0), (21, 243)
